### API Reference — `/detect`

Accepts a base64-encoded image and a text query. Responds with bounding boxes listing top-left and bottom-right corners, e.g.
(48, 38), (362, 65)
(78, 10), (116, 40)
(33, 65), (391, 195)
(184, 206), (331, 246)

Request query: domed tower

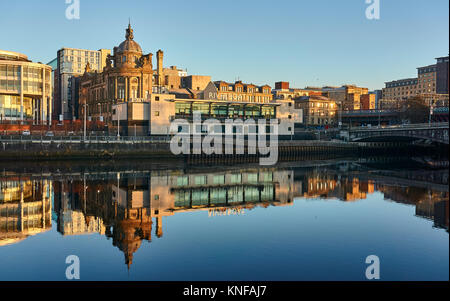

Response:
(114, 23), (143, 69)
(105, 23), (153, 103)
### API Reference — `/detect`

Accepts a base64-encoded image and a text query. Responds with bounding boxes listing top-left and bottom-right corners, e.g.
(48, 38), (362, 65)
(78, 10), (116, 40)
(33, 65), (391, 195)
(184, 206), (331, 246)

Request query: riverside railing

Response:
(0, 135), (172, 143)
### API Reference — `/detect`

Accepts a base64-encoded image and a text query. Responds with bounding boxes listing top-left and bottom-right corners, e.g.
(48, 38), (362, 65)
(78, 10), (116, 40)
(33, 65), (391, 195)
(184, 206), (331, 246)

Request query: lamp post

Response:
(429, 102), (434, 127)
(98, 103), (102, 122)
(117, 104), (121, 139)
(83, 103), (88, 141)
(378, 109), (381, 128)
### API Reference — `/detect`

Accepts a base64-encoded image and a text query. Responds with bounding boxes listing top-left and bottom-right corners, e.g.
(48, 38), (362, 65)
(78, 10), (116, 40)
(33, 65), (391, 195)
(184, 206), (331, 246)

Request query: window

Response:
(230, 174), (242, 184)
(155, 111), (160, 116)
(195, 176), (207, 185)
(213, 175), (225, 185)
(247, 173), (258, 183)
(177, 176), (189, 186)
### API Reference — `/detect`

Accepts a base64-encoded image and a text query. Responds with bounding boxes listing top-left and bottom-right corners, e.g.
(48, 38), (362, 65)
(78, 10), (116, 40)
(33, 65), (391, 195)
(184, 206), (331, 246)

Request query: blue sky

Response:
(0, 0), (448, 90)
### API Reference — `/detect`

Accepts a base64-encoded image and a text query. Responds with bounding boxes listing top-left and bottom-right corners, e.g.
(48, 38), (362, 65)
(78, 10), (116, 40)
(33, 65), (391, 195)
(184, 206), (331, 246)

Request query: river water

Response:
(0, 158), (448, 281)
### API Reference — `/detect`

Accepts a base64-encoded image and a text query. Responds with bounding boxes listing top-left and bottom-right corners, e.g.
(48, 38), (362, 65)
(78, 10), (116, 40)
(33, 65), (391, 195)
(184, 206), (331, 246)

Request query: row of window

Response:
(218, 93), (271, 102)
(175, 103), (276, 118)
(385, 80), (418, 88)
(418, 67), (436, 74)
(0, 79), (47, 94)
(177, 124), (278, 134)
(0, 65), (49, 80)
(175, 173), (273, 187)
(174, 185), (275, 207)
(0, 95), (35, 119)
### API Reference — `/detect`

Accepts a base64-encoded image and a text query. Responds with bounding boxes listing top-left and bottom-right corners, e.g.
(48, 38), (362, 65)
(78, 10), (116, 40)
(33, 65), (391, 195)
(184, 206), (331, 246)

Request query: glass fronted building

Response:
(0, 50), (52, 124)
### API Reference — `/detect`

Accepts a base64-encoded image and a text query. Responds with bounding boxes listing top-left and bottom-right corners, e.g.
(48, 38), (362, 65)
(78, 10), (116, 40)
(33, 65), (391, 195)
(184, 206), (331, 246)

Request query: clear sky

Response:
(0, 0), (448, 90)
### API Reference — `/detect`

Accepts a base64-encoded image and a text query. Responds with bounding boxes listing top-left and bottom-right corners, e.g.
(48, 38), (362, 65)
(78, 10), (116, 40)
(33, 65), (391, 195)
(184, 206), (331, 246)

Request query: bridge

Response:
(344, 123), (449, 144)
(341, 109), (400, 125)
(341, 107), (449, 125)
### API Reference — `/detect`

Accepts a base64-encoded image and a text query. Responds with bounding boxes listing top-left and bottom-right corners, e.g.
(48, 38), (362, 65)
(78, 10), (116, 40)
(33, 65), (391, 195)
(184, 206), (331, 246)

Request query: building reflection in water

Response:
(0, 178), (52, 246)
(1, 165), (448, 268)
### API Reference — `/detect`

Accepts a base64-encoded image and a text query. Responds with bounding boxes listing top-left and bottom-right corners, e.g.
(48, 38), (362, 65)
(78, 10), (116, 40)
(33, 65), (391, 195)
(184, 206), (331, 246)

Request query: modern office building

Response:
(0, 50), (53, 124)
(54, 47), (111, 121)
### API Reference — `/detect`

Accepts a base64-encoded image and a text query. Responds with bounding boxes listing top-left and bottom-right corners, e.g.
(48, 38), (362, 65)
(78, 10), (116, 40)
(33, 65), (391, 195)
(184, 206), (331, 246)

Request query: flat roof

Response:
(166, 98), (281, 106)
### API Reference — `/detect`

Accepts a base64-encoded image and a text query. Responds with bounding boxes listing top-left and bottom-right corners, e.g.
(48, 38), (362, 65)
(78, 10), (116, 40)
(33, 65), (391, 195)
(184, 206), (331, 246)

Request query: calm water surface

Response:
(0, 159), (448, 281)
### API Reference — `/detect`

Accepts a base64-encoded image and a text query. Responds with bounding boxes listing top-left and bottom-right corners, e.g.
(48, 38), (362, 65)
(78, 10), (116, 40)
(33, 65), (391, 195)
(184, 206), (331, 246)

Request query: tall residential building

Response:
(55, 47), (111, 120)
(416, 64), (437, 94)
(0, 50), (53, 124)
(381, 56), (449, 109)
(436, 56), (449, 94)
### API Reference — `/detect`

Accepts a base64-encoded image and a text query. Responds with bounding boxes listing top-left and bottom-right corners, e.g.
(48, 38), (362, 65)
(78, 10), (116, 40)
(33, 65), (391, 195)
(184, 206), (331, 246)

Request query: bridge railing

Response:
(349, 122), (449, 131)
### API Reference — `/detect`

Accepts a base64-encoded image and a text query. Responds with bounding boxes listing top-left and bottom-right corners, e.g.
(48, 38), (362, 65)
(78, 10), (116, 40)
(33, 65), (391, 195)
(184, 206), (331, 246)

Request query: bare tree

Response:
(400, 96), (430, 124)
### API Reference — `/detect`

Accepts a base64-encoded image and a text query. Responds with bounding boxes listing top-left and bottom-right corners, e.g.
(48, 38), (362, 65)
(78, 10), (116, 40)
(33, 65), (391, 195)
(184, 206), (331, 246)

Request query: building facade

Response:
(360, 94), (376, 110)
(294, 95), (337, 127)
(436, 56), (449, 95)
(272, 81), (312, 100)
(0, 50), (52, 124)
(326, 85), (369, 111)
(417, 64), (437, 95)
(214, 81), (273, 103)
(79, 24), (154, 125)
(382, 78), (418, 103)
(381, 57), (449, 109)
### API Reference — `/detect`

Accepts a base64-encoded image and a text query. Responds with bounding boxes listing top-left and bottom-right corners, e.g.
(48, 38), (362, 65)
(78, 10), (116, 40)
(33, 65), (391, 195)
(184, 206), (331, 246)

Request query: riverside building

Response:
(0, 50), (53, 124)
(79, 24), (302, 138)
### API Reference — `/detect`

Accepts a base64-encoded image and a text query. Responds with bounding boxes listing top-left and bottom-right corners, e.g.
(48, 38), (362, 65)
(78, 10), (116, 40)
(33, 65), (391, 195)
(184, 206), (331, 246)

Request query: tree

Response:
(400, 96), (430, 124)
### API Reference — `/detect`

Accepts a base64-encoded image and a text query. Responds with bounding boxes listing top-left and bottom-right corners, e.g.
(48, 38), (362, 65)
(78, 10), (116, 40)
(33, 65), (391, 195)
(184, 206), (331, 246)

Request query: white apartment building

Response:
(54, 48), (110, 120)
